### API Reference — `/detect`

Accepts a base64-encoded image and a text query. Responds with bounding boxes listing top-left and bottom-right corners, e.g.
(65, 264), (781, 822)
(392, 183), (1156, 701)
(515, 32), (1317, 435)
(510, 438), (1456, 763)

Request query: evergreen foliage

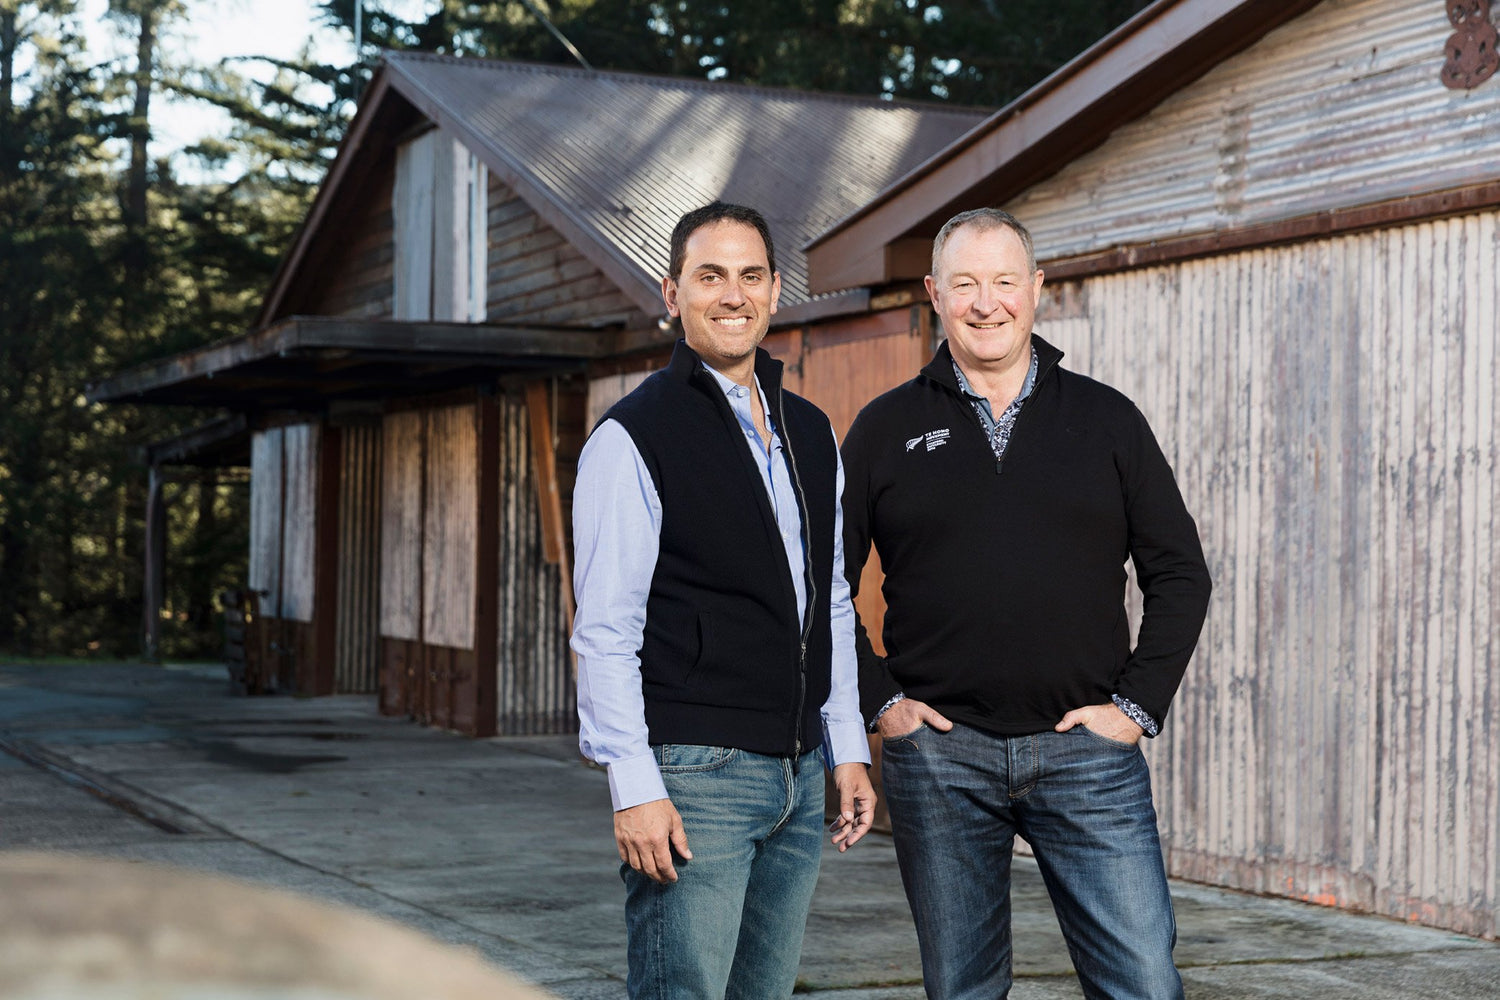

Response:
(0, 0), (1147, 659)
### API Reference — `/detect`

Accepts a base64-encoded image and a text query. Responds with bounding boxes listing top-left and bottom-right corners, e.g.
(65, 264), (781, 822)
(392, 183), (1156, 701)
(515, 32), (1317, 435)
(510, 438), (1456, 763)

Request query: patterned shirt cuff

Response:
(1112, 694), (1159, 738)
(868, 692), (906, 732)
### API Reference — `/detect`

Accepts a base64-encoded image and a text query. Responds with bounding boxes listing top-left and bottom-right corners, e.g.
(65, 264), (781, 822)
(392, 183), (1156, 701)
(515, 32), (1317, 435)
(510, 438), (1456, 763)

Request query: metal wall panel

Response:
(380, 410), (424, 640)
(1036, 210), (1499, 938)
(496, 390), (574, 735)
(248, 429), (283, 618)
(1010, 0), (1497, 261)
(423, 404), (477, 650)
(336, 422), (382, 694)
(279, 424), (319, 624)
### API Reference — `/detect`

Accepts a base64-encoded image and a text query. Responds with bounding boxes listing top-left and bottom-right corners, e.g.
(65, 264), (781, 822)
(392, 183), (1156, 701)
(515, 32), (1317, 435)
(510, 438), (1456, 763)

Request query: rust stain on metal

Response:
(1440, 0), (1499, 89)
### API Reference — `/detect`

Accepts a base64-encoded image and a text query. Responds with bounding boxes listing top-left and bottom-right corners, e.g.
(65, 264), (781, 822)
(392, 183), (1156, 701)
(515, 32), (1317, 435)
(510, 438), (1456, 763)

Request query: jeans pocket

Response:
(653, 744), (738, 773)
(881, 721), (929, 746)
(1076, 723), (1139, 751)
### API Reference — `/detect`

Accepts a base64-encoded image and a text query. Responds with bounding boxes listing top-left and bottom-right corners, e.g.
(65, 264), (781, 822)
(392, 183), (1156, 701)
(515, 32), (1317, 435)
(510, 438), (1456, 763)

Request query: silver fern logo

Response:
(906, 429), (950, 452)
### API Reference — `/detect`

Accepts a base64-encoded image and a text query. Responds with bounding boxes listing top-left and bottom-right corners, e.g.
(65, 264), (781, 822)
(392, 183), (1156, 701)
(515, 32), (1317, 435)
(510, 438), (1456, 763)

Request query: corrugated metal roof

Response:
(381, 52), (988, 313)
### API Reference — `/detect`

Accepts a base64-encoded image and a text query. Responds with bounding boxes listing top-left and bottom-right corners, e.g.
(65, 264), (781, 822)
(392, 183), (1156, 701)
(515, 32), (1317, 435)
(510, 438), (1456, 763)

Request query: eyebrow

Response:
(692, 263), (768, 277)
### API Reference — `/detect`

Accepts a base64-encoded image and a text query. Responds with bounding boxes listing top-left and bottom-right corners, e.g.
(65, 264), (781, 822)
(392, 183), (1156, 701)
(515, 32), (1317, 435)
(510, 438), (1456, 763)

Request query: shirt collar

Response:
(951, 344), (1039, 406)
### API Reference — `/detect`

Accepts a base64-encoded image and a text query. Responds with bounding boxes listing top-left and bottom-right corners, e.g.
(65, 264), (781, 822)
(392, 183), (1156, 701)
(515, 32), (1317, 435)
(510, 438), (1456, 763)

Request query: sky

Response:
(78, 0), (429, 179)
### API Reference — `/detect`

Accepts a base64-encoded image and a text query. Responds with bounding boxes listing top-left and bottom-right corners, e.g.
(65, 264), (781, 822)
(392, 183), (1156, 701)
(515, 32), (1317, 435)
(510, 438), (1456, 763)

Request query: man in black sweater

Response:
(842, 208), (1211, 1000)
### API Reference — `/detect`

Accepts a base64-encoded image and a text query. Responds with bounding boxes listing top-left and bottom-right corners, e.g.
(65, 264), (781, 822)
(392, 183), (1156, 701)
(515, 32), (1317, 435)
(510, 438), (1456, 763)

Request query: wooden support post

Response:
(311, 425), (342, 696)
(142, 465), (166, 662)
(525, 381), (577, 661)
(472, 393), (500, 738)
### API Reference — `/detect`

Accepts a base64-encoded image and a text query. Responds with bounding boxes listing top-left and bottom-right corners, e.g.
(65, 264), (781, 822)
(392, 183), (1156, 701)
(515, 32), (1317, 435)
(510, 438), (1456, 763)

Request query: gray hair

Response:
(931, 208), (1037, 277)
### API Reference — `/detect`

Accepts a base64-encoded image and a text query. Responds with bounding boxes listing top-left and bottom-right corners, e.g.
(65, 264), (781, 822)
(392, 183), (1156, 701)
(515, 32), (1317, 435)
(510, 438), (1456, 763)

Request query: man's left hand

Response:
(828, 762), (876, 852)
(1055, 702), (1144, 744)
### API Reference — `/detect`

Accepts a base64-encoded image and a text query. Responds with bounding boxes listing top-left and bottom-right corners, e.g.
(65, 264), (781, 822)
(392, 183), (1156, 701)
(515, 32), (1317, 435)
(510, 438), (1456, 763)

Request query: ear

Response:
(924, 274), (940, 309)
(661, 275), (681, 317)
(1031, 269), (1045, 308)
(769, 272), (782, 315)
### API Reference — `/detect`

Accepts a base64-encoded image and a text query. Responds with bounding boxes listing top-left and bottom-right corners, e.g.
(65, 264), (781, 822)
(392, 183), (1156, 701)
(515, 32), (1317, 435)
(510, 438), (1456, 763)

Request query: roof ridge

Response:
(380, 49), (990, 117)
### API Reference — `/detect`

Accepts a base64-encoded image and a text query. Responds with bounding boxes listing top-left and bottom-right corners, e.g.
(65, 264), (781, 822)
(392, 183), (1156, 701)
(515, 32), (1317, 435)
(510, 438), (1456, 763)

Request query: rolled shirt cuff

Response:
(867, 692), (906, 733)
(1112, 693), (1160, 738)
(606, 752), (670, 812)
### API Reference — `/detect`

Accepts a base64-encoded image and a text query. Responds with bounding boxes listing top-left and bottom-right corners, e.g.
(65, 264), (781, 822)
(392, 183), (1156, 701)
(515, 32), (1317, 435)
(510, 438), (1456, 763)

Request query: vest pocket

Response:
(684, 611), (713, 685)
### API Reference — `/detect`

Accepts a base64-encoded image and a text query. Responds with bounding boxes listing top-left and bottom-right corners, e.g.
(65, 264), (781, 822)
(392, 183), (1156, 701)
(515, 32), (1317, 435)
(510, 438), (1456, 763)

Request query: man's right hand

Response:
(875, 696), (954, 739)
(614, 798), (692, 884)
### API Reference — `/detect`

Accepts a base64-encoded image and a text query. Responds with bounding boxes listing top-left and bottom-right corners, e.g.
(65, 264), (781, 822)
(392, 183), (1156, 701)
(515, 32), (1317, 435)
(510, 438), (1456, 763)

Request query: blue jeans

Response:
(623, 745), (824, 1000)
(881, 722), (1183, 1000)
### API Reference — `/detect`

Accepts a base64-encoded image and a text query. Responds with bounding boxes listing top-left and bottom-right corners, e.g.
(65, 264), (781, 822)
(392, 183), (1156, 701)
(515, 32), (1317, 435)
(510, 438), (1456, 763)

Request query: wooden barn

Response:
(87, 53), (985, 734)
(89, 0), (1500, 939)
(803, 0), (1500, 940)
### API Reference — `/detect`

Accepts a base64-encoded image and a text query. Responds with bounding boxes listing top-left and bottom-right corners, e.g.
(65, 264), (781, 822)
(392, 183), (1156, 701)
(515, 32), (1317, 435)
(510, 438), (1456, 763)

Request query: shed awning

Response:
(86, 316), (615, 410)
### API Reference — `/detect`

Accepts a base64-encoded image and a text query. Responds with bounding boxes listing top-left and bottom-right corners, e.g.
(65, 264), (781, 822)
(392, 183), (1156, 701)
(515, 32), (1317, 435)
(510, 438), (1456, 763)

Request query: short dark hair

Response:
(931, 208), (1037, 277)
(668, 202), (777, 280)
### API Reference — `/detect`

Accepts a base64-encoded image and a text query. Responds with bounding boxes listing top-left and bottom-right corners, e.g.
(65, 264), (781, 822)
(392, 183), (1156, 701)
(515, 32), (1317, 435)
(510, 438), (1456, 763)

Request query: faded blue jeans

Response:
(881, 722), (1183, 1000)
(622, 745), (824, 1000)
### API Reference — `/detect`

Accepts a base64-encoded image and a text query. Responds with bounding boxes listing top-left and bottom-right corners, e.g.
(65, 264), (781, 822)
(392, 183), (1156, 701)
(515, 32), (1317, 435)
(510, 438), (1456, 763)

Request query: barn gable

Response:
(1011, 0), (1500, 268)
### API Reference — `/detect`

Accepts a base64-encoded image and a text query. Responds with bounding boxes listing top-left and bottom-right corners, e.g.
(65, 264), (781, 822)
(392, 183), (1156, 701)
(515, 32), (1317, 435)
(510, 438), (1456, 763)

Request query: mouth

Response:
(712, 315), (752, 329)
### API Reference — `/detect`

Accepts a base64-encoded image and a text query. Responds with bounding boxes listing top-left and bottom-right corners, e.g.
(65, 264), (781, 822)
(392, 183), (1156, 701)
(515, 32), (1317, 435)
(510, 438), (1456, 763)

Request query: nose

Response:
(719, 278), (747, 307)
(973, 283), (999, 315)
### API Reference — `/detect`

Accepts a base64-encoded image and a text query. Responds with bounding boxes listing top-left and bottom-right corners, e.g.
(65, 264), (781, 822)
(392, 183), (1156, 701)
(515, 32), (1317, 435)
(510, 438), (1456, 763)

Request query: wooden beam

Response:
(1040, 180), (1500, 281)
(310, 425), (342, 696)
(525, 381), (566, 566)
(471, 394), (501, 738)
(86, 318), (612, 404)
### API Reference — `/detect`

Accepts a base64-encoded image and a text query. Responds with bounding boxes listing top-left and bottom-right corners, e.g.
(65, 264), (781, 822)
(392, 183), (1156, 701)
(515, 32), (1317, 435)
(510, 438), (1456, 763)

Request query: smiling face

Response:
(662, 219), (781, 380)
(925, 222), (1044, 377)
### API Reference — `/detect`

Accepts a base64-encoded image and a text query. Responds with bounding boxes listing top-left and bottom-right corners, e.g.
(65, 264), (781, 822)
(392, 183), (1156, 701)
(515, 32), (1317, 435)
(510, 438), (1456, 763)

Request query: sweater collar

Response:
(920, 334), (1064, 394)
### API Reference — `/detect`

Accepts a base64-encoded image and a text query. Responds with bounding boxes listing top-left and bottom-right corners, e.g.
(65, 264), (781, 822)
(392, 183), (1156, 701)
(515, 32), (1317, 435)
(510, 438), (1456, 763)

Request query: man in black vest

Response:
(572, 202), (875, 999)
(842, 208), (1212, 999)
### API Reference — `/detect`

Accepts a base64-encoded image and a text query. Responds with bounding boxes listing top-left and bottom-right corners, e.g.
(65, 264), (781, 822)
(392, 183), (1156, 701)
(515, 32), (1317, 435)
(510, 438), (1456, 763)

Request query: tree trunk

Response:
(122, 3), (155, 283)
(1, 10), (16, 175)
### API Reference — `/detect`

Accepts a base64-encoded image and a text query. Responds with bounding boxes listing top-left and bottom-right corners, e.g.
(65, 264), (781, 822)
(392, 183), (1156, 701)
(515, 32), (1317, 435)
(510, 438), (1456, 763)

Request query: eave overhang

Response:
(86, 316), (613, 411)
(804, 0), (1324, 294)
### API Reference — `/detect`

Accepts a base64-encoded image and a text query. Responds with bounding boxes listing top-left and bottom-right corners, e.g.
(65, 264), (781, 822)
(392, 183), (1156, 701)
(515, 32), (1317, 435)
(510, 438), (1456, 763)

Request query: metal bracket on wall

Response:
(1440, 0), (1499, 90)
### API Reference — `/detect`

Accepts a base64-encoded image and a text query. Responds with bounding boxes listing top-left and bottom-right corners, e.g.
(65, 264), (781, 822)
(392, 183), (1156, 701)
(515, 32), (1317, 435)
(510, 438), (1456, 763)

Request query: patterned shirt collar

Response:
(951, 344), (1039, 461)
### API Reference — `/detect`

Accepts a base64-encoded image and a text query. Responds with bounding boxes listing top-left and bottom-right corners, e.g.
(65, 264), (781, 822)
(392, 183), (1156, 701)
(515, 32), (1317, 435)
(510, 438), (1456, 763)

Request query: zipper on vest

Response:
(778, 388), (815, 769)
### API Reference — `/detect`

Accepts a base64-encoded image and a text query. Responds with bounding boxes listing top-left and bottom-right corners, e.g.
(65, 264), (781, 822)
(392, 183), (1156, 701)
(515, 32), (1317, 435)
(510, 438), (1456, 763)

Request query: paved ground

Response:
(1, 660), (1497, 998)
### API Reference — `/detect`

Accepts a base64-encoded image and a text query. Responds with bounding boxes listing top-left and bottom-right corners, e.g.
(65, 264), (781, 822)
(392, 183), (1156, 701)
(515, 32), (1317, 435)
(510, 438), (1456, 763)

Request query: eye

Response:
(953, 279), (976, 290)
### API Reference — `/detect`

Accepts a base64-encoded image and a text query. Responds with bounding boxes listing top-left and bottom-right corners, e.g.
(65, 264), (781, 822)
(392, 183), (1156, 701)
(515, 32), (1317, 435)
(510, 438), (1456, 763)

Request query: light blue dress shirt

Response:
(572, 364), (870, 811)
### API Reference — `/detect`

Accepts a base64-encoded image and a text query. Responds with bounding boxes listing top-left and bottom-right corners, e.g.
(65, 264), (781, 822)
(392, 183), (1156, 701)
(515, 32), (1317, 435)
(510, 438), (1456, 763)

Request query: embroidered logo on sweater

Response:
(905, 428), (950, 453)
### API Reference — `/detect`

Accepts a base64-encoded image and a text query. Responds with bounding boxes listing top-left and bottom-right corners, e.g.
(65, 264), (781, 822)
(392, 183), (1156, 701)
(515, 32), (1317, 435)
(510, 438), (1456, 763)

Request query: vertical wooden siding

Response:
(496, 390), (575, 734)
(379, 410), (424, 641)
(423, 404), (478, 650)
(1039, 210), (1499, 938)
(336, 422), (382, 693)
(248, 429), (283, 617)
(278, 424), (319, 624)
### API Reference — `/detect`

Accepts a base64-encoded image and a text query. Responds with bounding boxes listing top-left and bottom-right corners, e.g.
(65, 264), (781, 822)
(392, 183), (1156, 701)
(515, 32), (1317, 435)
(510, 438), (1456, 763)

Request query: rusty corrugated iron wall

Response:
(1038, 210), (1500, 939)
(495, 389), (574, 735)
(335, 422), (381, 694)
(1010, 0), (1497, 262)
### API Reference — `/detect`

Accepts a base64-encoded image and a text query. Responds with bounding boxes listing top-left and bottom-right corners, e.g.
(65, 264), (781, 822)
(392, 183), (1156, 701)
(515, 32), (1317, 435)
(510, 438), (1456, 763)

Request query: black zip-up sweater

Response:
(603, 340), (836, 757)
(841, 336), (1211, 736)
